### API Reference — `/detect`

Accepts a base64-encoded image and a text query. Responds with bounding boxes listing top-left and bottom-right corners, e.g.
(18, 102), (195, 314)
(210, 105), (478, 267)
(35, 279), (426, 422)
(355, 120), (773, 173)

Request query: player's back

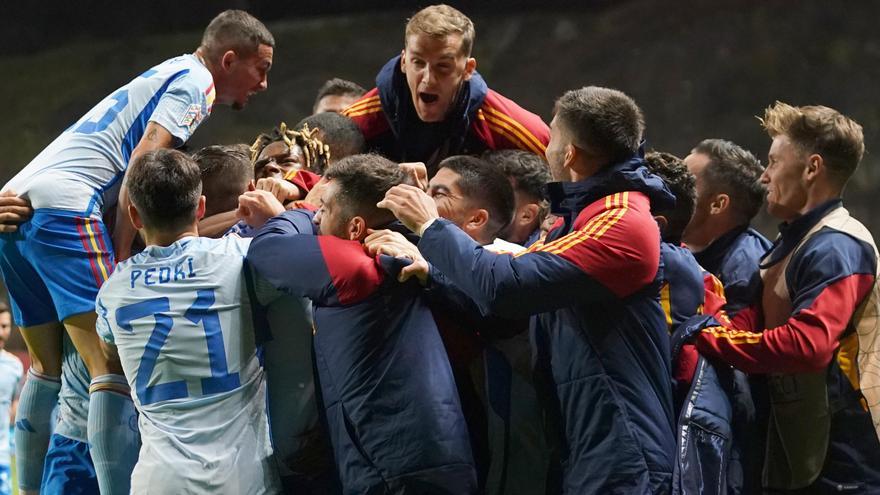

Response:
(96, 236), (279, 494)
(4, 54), (214, 217)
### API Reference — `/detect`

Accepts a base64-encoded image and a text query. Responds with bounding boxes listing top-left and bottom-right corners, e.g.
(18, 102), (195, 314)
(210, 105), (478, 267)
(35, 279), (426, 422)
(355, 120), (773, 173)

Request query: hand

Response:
(302, 177), (330, 207)
(256, 177), (301, 203)
(376, 184), (439, 234)
(364, 229), (429, 284)
(237, 190), (286, 228)
(0, 190), (33, 233)
(398, 162), (428, 191)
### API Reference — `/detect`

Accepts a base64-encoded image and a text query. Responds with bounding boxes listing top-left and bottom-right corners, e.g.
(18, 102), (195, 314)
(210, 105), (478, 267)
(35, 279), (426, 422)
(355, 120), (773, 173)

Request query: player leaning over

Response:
(0, 10), (273, 494)
(95, 149), (280, 494)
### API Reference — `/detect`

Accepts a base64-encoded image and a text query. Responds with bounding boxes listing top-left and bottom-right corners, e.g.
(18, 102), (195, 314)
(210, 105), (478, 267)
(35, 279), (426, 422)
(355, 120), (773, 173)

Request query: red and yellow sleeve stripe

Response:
(478, 106), (547, 156)
(518, 192), (629, 257)
(342, 95), (383, 118)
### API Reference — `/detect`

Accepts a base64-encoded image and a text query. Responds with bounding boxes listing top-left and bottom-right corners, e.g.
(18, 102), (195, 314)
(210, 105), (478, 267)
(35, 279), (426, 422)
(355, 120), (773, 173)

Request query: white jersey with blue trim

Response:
(3, 54), (215, 218)
(0, 350), (23, 465)
(95, 236), (280, 494)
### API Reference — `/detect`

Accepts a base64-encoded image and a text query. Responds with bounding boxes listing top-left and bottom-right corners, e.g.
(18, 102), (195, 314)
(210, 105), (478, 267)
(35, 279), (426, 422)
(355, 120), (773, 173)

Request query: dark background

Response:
(1, 0), (878, 240)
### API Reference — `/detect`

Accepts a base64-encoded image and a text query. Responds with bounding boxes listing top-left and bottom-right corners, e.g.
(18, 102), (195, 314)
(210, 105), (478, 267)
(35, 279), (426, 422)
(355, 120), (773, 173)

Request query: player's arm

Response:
(198, 210), (239, 238)
(113, 122), (176, 261)
(379, 185), (660, 318)
(695, 233), (876, 374)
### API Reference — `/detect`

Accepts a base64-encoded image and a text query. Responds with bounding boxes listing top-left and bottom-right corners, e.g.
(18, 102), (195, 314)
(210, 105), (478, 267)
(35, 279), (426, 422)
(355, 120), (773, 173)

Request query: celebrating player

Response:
(0, 10), (273, 494)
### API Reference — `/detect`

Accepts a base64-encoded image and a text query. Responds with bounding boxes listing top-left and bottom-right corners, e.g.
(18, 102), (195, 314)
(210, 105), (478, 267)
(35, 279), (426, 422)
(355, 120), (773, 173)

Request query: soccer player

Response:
(0, 303), (23, 495)
(95, 149), (280, 494)
(240, 154), (477, 494)
(0, 10), (274, 493)
(343, 4), (549, 175)
(312, 78), (366, 114)
(483, 149), (552, 247)
(681, 139), (771, 313)
(685, 102), (880, 492)
(379, 86), (677, 494)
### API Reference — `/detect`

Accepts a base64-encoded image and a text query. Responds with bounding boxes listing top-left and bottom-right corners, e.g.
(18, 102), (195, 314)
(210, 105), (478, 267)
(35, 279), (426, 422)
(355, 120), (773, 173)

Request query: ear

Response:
(221, 50), (237, 71)
(653, 214), (668, 237)
(195, 196), (206, 221)
(467, 209), (489, 230)
(709, 193), (729, 215)
(462, 57), (477, 81)
(128, 203), (144, 230)
(348, 216), (368, 241)
(400, 49), (407, 73)
(563, 143), (577, 170)
(805, 153), (823, 182)
(518, 203), (540, 227)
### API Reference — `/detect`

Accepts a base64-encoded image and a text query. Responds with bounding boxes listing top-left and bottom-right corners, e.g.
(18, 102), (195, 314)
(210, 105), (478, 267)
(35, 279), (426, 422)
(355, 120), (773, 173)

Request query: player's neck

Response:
(142, 226), (199, 248)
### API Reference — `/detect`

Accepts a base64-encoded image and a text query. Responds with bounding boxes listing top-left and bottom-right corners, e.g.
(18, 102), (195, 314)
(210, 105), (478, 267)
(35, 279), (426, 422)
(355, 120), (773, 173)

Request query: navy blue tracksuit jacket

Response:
(247, 209), (477, 494)
(418, 159), (677, 494)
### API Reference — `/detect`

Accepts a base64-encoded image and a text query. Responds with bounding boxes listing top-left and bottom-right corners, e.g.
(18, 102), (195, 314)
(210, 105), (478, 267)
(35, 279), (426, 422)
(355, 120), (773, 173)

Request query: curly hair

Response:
(644, 151), (695, 244)
(250, 122), (331, 175)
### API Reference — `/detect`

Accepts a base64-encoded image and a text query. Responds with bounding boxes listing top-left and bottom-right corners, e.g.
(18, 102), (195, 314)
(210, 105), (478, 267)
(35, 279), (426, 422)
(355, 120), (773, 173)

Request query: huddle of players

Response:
(2, 4), (879, 495)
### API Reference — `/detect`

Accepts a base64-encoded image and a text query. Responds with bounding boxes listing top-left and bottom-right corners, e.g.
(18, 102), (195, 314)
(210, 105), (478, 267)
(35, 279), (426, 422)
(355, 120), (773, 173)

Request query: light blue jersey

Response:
(4, 54), (215, 217)
(96, 236), (279, 494)
(0, 350), (23, 466)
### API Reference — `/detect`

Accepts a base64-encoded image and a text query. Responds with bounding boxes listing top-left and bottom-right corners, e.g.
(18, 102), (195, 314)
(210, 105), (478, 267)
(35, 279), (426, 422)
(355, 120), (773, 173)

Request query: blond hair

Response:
(405, 4), (475, 56)
(760, 101), (864, 185)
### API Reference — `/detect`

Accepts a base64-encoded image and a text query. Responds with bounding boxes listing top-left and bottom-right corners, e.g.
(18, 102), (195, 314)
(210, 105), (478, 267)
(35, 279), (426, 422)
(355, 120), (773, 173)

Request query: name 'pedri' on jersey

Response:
(95, 236), (280, 494)
(3, 54), (214, 218)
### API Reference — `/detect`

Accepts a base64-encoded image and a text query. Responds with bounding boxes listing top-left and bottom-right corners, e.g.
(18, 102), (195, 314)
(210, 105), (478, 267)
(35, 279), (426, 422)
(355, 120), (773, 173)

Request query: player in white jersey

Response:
(96, 149), (280, 494)
(0, 304), (24, 495)
(0, 10), (274, 494)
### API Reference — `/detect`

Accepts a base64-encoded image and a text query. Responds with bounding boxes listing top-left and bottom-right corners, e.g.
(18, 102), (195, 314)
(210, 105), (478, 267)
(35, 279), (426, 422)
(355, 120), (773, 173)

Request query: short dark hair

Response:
(192, 144), (253, 217)
(323, 154), (407, 226)
(438, 155), (515, 239)
(200, 10), (274, 61)
(313, 78), (366, 113)
(483, 149), (551, 223)
(692, 139), (765, 223)
(128, 149), (202, 232)
(295, 113), (366, 174)
(554, 86), (645, 165)
(644, 151), (695, 245)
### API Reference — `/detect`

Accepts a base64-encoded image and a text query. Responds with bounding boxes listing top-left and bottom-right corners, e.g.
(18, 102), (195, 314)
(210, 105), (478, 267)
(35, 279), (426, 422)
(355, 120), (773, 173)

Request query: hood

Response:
(547, 153), (677, 218)
(375, 55), (488, 163)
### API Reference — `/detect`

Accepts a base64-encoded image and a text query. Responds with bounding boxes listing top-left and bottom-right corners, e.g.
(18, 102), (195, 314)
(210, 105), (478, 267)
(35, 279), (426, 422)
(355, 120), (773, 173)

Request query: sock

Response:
(87, 374), (140, 495)
(14, 369), (61, 491)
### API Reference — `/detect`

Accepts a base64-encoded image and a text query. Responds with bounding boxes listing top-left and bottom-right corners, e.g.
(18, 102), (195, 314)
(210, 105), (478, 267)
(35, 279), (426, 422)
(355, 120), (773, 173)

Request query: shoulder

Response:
(341, 88), (389, 140)
(0, 350), (23, 375)
(477, 89), (550, 155)
(316, 236), (384, 305)
(792, 227), (877, 280)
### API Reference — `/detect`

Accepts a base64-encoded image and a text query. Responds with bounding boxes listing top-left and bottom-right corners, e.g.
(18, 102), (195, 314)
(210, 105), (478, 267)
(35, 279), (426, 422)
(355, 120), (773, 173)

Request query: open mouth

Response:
(418, 92), (439, 104)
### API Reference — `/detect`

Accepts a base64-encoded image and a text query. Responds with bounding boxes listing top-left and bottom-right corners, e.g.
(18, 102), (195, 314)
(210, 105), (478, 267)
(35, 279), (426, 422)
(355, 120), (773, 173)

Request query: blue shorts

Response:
(0, 208), (114, 327)
(42, 433), (99, 494)
(0, 464), (10, 495)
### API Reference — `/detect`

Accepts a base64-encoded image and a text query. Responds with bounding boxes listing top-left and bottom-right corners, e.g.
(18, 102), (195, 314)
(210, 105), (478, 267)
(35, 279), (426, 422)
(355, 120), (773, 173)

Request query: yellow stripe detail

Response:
(837, 332), (863, 404)
(660, 282), (673, 332)
(344, 104), (384, 118)
(84, 219), (110, 281)
(703, 325), (762, 344)
(484, 114), (545, 156)
(482, 105), (547, 154)
(540, 194), (620, 253)
(546, 192), (628, 254)
(342, 96), (380, 113)
(89, 382), (130, 395)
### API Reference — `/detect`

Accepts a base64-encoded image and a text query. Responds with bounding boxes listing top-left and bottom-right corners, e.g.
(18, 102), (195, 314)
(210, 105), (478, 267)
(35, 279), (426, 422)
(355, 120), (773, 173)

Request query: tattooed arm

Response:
(113, 122), (176, 262)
